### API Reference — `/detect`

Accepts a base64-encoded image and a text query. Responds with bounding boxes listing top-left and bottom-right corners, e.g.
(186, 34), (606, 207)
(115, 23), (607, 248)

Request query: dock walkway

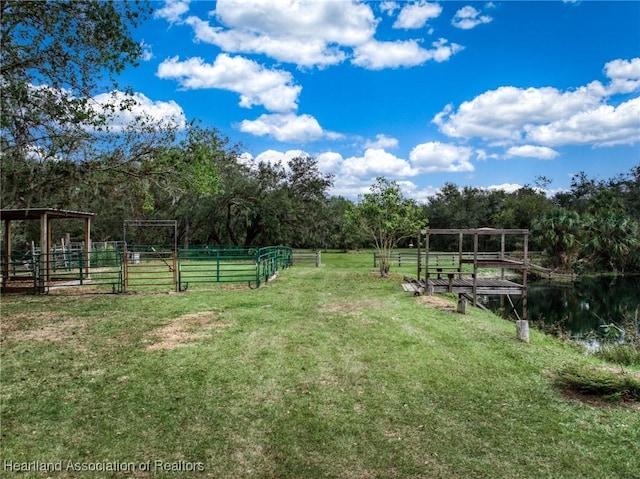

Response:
(404, 228), (531, 321)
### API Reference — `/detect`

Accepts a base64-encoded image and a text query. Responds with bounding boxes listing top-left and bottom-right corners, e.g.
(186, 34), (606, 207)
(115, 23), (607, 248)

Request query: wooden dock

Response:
(402, 276), (523, 296)
(405, 228), (532, 338)
(427, 277), (523, 295)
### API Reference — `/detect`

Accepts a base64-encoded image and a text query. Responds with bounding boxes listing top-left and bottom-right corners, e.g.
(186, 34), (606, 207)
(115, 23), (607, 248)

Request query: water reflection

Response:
(484, 275), (640, 338)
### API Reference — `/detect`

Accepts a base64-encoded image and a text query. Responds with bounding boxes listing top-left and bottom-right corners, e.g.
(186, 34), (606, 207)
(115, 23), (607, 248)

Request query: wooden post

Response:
(517, 232), (530, 342)
(122, 242), (128, 292)
(458, 232), (463, 278)
(416, 229), (422, 281)
(425, 231), (430, 282)
(472, 232), (478, 306)
(516, 320), (530, 343)
(3, 219), (11, 284)
(84, 217), (91, 280)
(500, 233), (505, 317)
(457, 296), (467, 314)
(40, 212), (48, 289)
(173, 221), (178, 292)
(523, 232), (528, 321)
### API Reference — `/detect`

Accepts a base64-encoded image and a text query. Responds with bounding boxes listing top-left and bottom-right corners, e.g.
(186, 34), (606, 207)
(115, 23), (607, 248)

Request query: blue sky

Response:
(111, 0), (640, 199)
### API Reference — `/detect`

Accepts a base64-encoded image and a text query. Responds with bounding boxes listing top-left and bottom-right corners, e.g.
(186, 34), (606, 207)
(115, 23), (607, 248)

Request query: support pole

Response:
(458, 231), (463, 277)
(472, 232), (478, 306)
(516, 320), (530, 343)
(500, 233), (505, 317)
(424, 231), (430, 283)
(517, 232), (530, 342)
(3, 219), (11, 284)
(416, 229), (422, 281)
(40, 212), (49, 289)
(84, 217), (91, 280)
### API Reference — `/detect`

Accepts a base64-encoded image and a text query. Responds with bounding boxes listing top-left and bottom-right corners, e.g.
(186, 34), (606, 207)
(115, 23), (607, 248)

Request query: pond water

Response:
(484, 275), (640, 339)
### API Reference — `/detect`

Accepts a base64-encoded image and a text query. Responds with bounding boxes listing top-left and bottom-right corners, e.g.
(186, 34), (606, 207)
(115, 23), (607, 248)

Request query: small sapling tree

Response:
(349, 177), (426, 277)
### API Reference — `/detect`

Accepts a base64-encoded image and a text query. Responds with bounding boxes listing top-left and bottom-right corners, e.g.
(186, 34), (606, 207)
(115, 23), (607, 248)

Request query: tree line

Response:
(1, 1), (638, 273)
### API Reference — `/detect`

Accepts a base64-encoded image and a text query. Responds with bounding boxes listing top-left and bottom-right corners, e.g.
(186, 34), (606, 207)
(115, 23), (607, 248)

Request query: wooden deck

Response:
(427, 277), (523, 295)
(402, 277), (523, 296)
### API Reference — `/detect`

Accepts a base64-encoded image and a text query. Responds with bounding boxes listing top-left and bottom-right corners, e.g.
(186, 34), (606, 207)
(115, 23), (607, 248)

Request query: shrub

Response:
(554, 365), (640, 402)
(594, 344), (640, 367)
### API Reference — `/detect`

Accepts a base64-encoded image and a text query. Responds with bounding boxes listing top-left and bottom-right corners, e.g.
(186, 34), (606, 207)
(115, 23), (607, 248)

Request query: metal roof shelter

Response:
(1, 208), (95, 290)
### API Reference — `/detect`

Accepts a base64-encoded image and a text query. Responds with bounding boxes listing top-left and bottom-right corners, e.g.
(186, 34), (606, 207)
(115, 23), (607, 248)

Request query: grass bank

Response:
(1, 251), (638, 478)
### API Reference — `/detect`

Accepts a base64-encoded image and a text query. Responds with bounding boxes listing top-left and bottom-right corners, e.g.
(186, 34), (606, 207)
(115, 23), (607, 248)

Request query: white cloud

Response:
(487, 183), (523, 193)
(140, 41), (154, 61)
(476, 149), (501, 161)
(429, 38), (465, 62)
(184, 16), (347, 68)
(316, 151), (344, 172)
(249, 144), (474, 199)
(91, 91), (187, 131)
(433, 58), (640, 149)
(506, 145), (559, 160)
(525, 97), (640, 147)
(182, 0), (377, 68)
(154, 0), (190, 23)
(237, 151), (254, 166)
(604, 57), (640, 94)
(331, 176), (375, 199)
(343, 148), (418, 177)
(213, 0), (376, 46)
(239, 113), (324, 143)
(452, 6), (493, 30)
(399, 182), (440, 201)
(380, 1), (399, 16)
(394, 1), (442, 30)
(409, 142), (475, 172)
(352, 38), (462, 69)
(156, 0), (461, 70)
(606, 57), (640, 80)
(253, 149), (308, 168)
(157, 54), (301, 113)
(434, 84), (603, 140)
(364, 134), (399, 149)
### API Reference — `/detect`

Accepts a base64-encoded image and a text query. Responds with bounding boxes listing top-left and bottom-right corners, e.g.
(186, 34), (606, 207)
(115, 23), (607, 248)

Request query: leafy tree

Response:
(1, 0), (152, 204)
(582, 212), (640, 273)
(348, 177), (427, 277)
(620, 165), (640, 218)
(498, 185), (554, 230)
(181, 155), (333, 247)
(326, 196), (367, 251)
(283, 156), (334, 247)
(532, 208), (582, 270)
(554, 171), (599, 214)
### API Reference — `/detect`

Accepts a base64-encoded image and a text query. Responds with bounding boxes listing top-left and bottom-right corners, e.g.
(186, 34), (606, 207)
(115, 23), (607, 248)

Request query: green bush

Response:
(595, 343), (640, 367)
(554, 365), (640, 402)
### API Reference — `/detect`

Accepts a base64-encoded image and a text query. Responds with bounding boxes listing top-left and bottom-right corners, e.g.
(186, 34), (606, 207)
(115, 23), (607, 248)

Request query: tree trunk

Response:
(379, 251), (390, 277)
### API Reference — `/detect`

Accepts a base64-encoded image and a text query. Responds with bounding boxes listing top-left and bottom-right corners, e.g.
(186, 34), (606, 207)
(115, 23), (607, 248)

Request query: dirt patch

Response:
(146, 311), (231, 351)
(417, 295), (457, 312)
(1, 312), (85, 343)
(319, 299), (386, 315)
(549, 367), (640, 410)
(560, 387), (640, 410)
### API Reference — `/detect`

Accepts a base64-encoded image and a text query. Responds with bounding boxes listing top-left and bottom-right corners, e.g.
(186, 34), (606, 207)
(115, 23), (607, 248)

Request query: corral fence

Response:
(291, 249), (321, 267)
(1, 245), (292, 294)
(177, 246), (292, 291)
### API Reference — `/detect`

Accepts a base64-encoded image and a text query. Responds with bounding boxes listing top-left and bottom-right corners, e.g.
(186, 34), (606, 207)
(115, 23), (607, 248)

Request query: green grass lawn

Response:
(1, 251), (639, 478)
